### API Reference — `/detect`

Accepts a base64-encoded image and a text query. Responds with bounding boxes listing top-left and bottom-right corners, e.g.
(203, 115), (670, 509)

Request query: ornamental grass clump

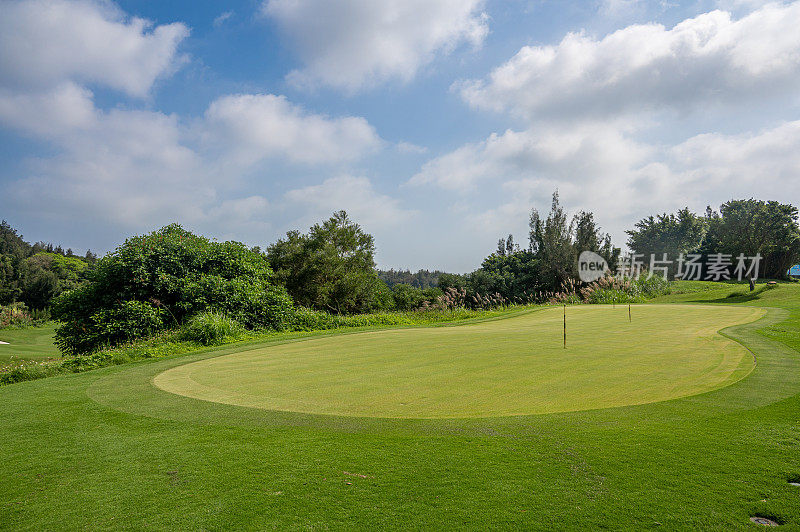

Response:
(180, 312), (245, 346)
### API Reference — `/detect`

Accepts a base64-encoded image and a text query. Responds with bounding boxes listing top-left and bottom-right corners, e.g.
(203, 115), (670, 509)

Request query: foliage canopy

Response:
(52, 224), (294, 354)
(267, 211), (388, 314)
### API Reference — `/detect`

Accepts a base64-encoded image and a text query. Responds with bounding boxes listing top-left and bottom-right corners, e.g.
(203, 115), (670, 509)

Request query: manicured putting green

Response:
(154, 305), (763, 418)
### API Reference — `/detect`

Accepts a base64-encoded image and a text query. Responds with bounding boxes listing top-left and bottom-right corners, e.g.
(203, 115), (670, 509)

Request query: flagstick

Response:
(563, 304), (567, 349)
(628, 304), (631, 322)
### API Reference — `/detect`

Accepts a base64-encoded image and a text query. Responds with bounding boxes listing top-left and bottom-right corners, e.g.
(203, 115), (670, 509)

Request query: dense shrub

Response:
(52, 224), (294, 355)
(180, 312), (245, 346)
(391, 284), (441, 311)
(0, 302), (49, 329)
(631, 275), (672, 299)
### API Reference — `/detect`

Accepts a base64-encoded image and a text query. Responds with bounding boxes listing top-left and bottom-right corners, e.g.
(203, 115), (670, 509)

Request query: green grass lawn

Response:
(2, 282), (800, 529)
(155, 305), (761, 418)
(0, 322), (59, 363)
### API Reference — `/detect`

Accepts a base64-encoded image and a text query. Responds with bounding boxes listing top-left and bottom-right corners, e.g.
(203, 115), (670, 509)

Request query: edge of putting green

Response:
(147, 304), (763, 419)
(78, 304), (800, 433)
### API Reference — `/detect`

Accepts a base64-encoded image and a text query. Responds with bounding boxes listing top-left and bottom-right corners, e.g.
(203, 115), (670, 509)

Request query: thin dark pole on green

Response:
(563, 304), (567, 349)
(628, 304), (631, 322)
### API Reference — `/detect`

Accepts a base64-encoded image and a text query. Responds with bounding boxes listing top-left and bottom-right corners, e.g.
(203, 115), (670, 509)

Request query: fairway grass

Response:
(0, 323), (59, 363)
(3, 284), (800, 529)
(154, 305), (763, 418)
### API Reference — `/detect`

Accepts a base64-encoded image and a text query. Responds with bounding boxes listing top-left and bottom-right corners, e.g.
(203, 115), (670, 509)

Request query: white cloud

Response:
(285, 176), (415, 230)
(2, 89), (389, 233)
(410, 121), (651, 191)
(0, 0), (189, 98)
(203, 93), (381, 167)
(412, 117), (800, 247)
(213, 11), (233, 27)
(459, 2), (800, 119)
(396, 141), (428, 154)
(667, 120), (800, 197)
(262, 0), (488, 91)
(5, 103), (209, 228)
(0, 83), (97, 138)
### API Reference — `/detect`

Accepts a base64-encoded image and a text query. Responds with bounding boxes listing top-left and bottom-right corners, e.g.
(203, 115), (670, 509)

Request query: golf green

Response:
(154, 304), (763, 418)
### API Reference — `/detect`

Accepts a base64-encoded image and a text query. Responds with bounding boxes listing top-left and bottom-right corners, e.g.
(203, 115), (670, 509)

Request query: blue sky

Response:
(1, 0), (799, 271)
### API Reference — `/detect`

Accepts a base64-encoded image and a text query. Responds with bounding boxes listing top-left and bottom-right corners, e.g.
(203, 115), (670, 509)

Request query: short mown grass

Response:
(0, 322), (60, 363)
(1, 281), (799, 529)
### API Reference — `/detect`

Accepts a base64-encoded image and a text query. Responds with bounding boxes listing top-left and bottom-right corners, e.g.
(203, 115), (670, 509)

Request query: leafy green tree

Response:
(702, 199), (800, 279)
(21, 269), (59, 310)
(0, 221), (94, 308)
(267, 211), (385, 314)
(496, 237), (507, 257)
(573, 211), (619, 266)
(53, 224), (294, 355)
(391, 284), (441, 311)
(474, 250), (540, 301)
(437, 273), (468, 292)
(529, 191), (575, 290)
(377, 269), (445, 289)
(626, 207), (706, 261)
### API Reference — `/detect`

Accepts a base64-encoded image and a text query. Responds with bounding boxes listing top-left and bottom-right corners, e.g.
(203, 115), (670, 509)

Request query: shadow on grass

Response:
(684, 285), (779, 304)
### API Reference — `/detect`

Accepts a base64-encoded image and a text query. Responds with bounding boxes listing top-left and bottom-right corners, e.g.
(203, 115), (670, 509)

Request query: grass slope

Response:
(1, 282), (799, 529)
(0, 322), (59, 363)
(155, 305), (761, 418)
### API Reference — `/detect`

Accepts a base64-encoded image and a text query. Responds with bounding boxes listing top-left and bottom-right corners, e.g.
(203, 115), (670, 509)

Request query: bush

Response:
(631, 275), (671, 298)
(54, 299), (165, 355)
(180, 312), (245, 346)
(0, 302), (49, 329)
(52, 224), (295, 355)
(0, 302), (34, 328)
(391, 284), (441, 311)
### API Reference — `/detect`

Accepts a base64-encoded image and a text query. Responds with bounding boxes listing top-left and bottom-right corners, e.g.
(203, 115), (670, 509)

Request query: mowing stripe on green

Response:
(154, 304), (763, 418)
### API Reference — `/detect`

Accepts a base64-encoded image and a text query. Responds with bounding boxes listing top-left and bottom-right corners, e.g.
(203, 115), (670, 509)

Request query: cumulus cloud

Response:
(667, 120), (800, 197)
(203, 94), (381, 166)
(459, 2), (800, 119)
(410, 121), (652, 191)
(0, 0), (390, 236)
(262, 0), (488, 91)
(4, 98), (208, 224)
(413, 117), (800, 245)
(0, 0), (189, 98)
(2, 89), (389, 233)
(0, 83), (97, 138)
(285, 176), (415, 230)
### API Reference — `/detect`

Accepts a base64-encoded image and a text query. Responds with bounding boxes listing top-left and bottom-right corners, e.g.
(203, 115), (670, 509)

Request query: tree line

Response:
(626, 200), (800, 279)
(0, 221), (96, 310)
(2, 193), (798, 355)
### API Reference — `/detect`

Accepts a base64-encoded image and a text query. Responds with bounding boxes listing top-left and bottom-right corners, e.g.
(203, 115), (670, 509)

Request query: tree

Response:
(626, 207), (706, 267)
(506, 234), (516, 255)
(267, 211), (386, 314)
(703, 199), (800, 279)
(377, 269), (445, 289)
(573, 211), (619, 266)
(0, 221), (94, 308)
(496, 238), (506, 257)
(475, 250), (540, 301)
(529, 191), (575, 290)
